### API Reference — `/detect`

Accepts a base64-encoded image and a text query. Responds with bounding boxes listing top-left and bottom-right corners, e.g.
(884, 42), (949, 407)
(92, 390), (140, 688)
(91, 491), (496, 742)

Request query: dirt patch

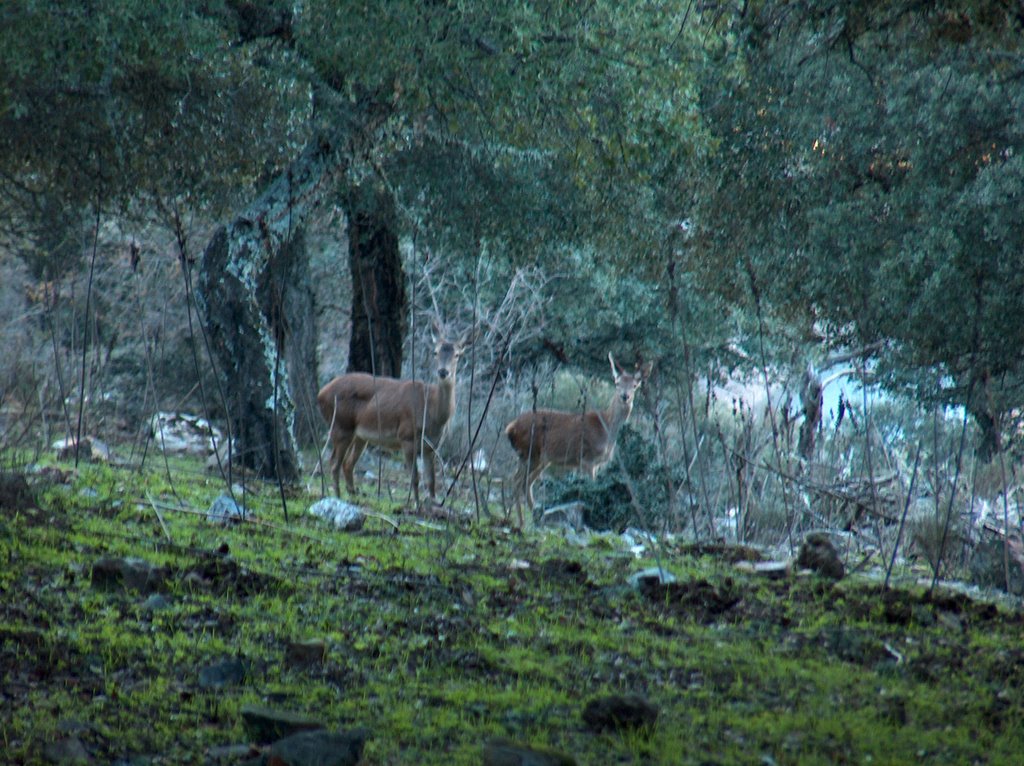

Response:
(638, 577), (743, 623)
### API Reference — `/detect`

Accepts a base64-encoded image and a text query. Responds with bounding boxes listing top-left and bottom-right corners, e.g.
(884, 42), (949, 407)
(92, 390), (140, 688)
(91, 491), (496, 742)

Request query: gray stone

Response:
(582, 694), (658, 732)
(42, 735), (90, 764)
(91, 557), (168, 594)
(265, 729), (367, 766)
(240, 705), (324, 745)
(538, 502), (585, 531)
(198, 657), (248, 689)
(309, 499), (365, 531)
(483, 740), (577, 766)
(207, 495), (246, 525)
(627, 567), (676, 588)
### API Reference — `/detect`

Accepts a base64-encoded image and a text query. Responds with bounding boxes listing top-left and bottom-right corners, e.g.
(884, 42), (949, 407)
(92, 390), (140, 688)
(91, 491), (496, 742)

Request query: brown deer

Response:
(504, 354), (651, 527)
(317, 321), (469, 508)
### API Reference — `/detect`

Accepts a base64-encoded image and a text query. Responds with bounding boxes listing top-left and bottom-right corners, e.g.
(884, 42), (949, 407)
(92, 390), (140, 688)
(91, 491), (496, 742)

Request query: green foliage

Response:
(0, 1), (308, 225)
(693, 1), (1024, 444)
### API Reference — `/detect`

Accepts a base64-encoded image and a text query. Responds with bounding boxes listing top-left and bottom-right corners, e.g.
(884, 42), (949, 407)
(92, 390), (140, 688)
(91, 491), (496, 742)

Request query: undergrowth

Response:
(1, 452), (1023, 765)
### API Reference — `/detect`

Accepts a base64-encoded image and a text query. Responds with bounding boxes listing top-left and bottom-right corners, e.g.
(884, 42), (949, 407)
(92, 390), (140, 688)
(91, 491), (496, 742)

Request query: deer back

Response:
(506, 408), (618, 471)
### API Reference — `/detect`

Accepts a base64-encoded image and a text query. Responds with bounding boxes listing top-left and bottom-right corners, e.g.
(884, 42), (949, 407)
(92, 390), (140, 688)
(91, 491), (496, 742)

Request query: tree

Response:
(344, 181), (407, 378)
(693, 1), (1024, 457)
(195, 0), (720, 479)
(2, 1), (723, 481)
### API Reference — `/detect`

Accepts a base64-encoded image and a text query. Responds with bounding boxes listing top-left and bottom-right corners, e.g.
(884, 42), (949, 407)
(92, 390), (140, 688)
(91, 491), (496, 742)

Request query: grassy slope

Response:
(1, 457), (1023, 765)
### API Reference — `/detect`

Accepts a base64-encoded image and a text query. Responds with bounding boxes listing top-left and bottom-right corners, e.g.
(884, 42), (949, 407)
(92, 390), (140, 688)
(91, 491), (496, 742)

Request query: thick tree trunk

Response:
(345, 183), (407, 377)
(197, 126), (364, 482)
(198, 225), (301, 481)
(269, 228), (320, 447)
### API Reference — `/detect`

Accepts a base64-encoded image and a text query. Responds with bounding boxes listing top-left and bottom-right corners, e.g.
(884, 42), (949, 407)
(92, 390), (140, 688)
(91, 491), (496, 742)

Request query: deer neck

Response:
(428, 376), (457, 428)
(597, 394), (633, 439)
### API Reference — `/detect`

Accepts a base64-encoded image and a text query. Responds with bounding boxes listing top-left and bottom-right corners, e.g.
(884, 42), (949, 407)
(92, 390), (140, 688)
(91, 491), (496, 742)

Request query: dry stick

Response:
(859, 359), (881, 557)
(885, 443), (922, 589)
(171, 204), (236, 498)
(145, 492), (173, 542)
(664, 261), (707, 536)
(743, 259), (796, 552)
(73, 204), (103, 469)
(442, 332), (512, 511)
(930, 402), (973, 594)
(997, 446), (1012, 593)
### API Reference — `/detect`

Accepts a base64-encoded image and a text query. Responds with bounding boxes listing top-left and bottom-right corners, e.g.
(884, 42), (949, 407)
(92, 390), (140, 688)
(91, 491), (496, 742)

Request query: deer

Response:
(317, 321), (469, 508)
(504, 354), (651, 527)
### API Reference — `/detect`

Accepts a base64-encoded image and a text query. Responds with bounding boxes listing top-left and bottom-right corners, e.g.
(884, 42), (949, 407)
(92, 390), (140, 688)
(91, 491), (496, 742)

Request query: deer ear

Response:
(431, 318), (443, 343)
(639, 361), (654, 380)
(459, 325), (476, 349)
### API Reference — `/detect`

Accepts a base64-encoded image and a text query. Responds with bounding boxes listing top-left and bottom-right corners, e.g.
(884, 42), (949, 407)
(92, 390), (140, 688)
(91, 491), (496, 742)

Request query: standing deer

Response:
(504, 354), (651, 527)
(317, 321), (468, 508)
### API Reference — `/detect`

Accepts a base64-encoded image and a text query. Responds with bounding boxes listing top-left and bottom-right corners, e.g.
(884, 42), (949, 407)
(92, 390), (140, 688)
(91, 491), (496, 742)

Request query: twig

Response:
(145, 491), (173, 542)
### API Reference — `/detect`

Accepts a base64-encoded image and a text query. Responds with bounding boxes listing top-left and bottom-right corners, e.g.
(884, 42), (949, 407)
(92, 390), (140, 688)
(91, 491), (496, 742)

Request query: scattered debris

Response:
(149, 411), (225, 456)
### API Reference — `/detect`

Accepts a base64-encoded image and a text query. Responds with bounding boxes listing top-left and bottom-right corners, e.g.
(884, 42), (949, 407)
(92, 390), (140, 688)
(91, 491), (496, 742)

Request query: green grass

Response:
(2, 453), (1023, 764)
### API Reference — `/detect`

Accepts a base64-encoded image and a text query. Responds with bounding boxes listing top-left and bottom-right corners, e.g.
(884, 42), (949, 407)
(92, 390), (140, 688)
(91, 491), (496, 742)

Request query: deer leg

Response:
(508, 460), (527, 528)
(342, 437), (367, 496)
(402, 441), (421, 508)
(524, 462), (548, 517)
(421, 445), (437, 505)
(329, 429), (355, 497)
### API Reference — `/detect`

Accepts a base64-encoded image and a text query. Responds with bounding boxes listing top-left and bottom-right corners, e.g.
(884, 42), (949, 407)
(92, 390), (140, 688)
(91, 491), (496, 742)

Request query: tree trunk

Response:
(268, 228), (320, 447)
(196, 115), (381, 482)
(345, 183), (407, 377)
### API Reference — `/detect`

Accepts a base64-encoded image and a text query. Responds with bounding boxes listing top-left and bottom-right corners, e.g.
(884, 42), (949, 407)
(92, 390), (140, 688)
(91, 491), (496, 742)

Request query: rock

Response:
(482, 739), (578, 766)
(141, 593), (172, 611)
(284, 639), (327, 667)
(91, 557), (168, 594)
(969, 532), (1024, 596)
(42, 735), (90, 764)
(52, 436), (111, 464)
(735, 560), (790, 580)
(198, 657), (248, 689)
(581, 694), (658, 733)
(207, 494), (247, 525)
(240, 705), (325, 745)
(795, 532), (845, 580)
(538, 502), (585, 531)
(150, 411), (225, 456)
(627, 567), (676, 588)
(0, 471), (35, 511)
(621, 527), (656, 557)
(207, 743), (258, 762)
(309, 499), (365, 531)
(265, 729), (368, 766)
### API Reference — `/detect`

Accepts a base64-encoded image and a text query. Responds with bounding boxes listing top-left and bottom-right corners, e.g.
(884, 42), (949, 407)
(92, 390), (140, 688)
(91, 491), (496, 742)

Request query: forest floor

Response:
(2, 453), (1023, 765)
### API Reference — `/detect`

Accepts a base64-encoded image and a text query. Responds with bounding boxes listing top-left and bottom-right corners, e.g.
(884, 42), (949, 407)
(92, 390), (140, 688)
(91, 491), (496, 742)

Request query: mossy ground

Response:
(1, 454), (1023, 765)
